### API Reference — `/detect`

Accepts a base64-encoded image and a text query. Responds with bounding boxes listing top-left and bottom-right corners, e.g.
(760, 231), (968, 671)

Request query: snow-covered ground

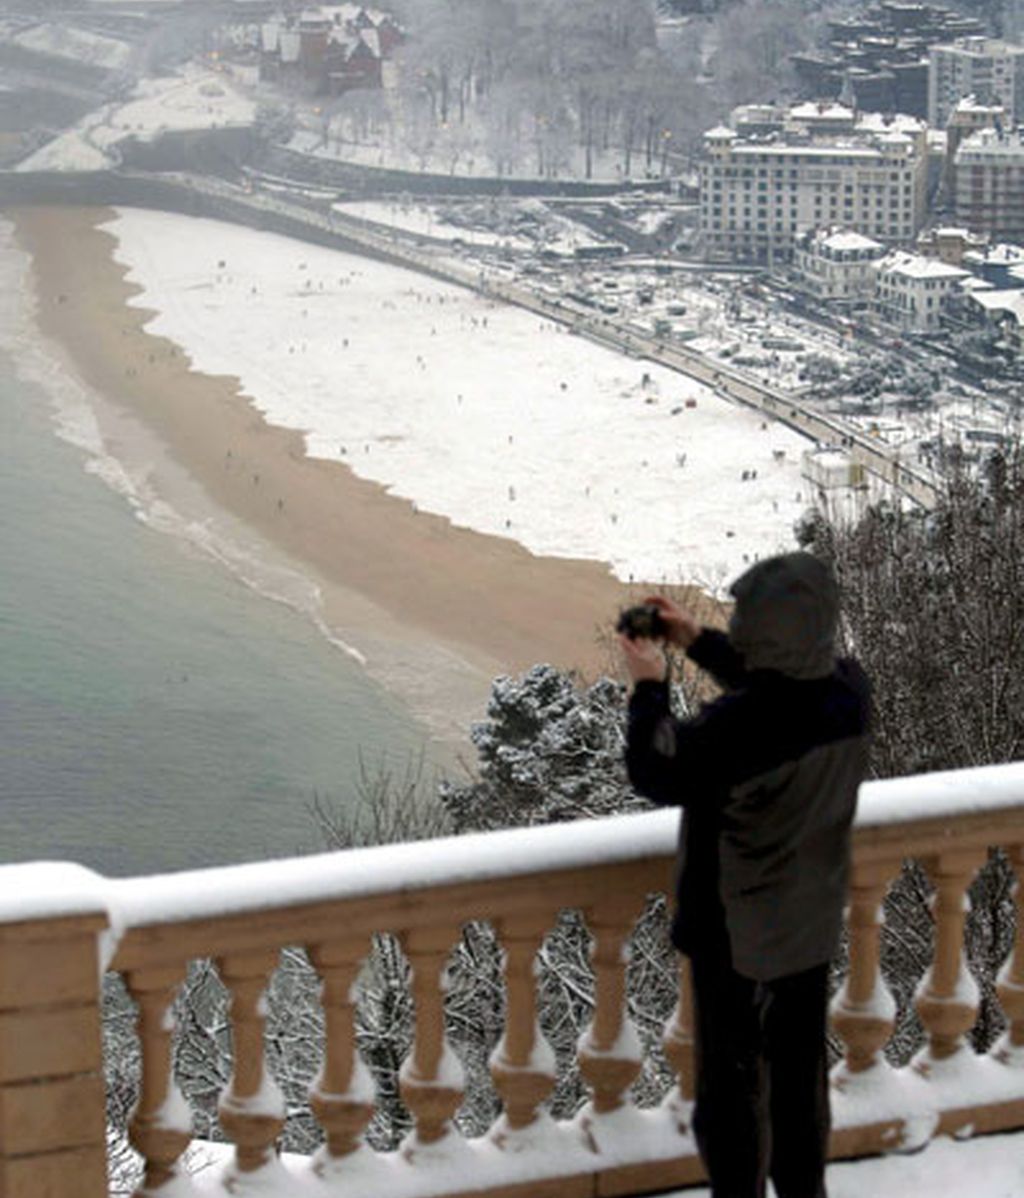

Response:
(10, 22), (135, 72)
(669, 1132), (1024, 1198)
(332, 200), (535, 250)
(288, 121), (665, 185)
(16, 65), (256, 172)
(333, 198), (603, 254)
(174, 1129), (1024, 1198)
(104, 207), (814, 589)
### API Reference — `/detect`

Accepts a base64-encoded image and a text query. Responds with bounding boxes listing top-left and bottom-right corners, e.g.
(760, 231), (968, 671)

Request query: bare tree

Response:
(800, 448), (1024, 1061)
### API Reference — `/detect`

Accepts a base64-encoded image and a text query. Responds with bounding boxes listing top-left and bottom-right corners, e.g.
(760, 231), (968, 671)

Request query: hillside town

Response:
(1, 0), (1023, 492)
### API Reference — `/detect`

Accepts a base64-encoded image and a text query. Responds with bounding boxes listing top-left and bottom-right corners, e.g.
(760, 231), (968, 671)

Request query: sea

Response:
(0, 220), (435, 879)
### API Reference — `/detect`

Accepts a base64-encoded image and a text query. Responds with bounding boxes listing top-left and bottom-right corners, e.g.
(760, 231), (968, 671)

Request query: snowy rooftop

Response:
(789, 101), (855, 122)
(933, 35), (1024, 56)
(724, 141), (894, 159)
(958, 127), (1024, 156)
(878, 251), (969, 281)
(855, 112), (925, 135)
(966, 242), (1024, 266)
(873, 130), (913, 147)
(804, 447), (853, 468)
(813, 229), (885, 253)
(969, 289), (1024, 324)
(952, 94), (1006, 115)
(959, 276), (995, 292)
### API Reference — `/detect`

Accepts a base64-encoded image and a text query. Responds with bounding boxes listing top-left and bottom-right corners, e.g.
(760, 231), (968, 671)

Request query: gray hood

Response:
(728, 552), (838, 680)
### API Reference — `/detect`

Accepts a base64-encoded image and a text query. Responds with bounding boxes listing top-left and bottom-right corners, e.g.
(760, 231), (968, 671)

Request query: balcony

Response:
(1, 762), (1022, 1198)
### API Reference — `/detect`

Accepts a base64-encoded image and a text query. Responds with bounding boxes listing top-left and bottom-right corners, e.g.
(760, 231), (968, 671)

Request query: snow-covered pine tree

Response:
(440, 663), (649, 832)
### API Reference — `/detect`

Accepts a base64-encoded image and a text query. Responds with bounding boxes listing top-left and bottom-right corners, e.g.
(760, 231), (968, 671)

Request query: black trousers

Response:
(689, 941), (831, 1198)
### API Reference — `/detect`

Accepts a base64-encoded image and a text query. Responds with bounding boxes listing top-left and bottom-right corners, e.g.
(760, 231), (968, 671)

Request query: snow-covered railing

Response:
(1, 763), (1022, 1198)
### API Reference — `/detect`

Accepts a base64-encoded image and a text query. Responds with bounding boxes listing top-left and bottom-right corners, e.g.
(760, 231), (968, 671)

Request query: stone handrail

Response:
(1, 763), (1022, 1198)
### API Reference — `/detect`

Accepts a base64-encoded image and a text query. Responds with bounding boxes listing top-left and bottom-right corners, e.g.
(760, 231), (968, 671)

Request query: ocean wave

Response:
(0, 217), (367, 668)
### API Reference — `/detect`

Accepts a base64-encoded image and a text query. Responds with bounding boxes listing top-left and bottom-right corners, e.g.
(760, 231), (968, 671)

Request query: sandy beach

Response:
(14, 205), (716, 742)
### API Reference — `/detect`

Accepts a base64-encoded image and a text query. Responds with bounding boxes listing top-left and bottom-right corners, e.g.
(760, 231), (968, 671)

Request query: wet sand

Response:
(14, 205), (716, 742)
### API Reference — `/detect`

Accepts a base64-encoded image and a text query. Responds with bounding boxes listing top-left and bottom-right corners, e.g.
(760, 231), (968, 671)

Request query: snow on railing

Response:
(0, 762), (1022, 1198)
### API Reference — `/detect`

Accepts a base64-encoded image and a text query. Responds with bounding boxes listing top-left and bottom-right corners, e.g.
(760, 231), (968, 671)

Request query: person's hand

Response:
(643, 595), (701, 649)
(619, 634), (668, 684)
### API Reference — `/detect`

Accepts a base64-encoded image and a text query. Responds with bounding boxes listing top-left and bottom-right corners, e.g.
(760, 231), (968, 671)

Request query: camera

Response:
(616, 603), (668, 640)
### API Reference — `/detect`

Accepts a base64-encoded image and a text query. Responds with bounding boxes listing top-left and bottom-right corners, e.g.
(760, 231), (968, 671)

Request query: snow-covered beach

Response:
(14, 204), (812, 736)
(101, 207), (809, 588)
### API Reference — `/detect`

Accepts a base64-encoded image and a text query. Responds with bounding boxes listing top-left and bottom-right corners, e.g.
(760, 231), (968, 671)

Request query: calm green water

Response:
(0, 237), (431, 878)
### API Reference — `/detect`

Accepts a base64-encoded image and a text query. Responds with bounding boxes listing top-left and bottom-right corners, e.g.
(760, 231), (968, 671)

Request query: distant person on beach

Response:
(619, 553), (871, 1198)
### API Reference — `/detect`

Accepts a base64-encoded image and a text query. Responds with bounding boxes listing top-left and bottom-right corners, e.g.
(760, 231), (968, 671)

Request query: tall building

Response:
(943, 96), (1004, 199)
(791, 2), (984, 118)
(699, 108), (928, 262)
(928, 38), (1024, 127)
(955, 126), (1024, 243)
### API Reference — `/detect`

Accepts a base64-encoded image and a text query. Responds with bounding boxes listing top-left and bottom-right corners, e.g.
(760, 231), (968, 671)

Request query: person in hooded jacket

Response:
(620, 552), (871, 1198)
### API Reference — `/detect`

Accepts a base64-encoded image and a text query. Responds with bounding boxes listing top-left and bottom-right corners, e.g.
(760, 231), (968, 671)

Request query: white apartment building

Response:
(793, 228), (886, 303)
(955, 126), (1024, 242)
(928, 37), (1024, 128)
(874, 251), (969, 332)
(700, 123), (927, 263)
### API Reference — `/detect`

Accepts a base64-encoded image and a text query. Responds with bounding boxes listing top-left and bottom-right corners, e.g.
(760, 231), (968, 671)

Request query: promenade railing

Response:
(1, 762), (1022, 1198)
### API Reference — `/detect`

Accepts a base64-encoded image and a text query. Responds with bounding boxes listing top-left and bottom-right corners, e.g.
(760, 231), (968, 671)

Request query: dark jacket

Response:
(626, 554), (871, 982)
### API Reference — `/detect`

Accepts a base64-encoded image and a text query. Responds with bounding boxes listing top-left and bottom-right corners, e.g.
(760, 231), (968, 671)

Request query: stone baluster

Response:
(489, 915), (556, 1146)
(400, 926), (464, 1158)
(216, 950), (285, 1174)
(578, 900), (643, 1121)
(831, 862), (897, 1075)
(125, 965), (192, 1196)
(661, 955), (696, 1129)
(994, 843), (1024, 1062)
(308, 938), (375, 1171)
(914, 851), (985, 1069)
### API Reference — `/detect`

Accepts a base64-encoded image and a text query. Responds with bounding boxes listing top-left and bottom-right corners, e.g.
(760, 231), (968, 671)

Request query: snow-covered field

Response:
(333, 198), (602, 254)
(104, 209), (813, 588)
(16, 66), (256, 172)
(333, 200), (534, 250)
(11, 22), (134, 72)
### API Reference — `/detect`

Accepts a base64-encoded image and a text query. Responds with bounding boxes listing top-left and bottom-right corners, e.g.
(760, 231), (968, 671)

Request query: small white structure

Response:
(967, 288), (1024, 354)
(794, 227), (885, 303)
(874, 251), (969, 332)
(802, 448), (866, 490)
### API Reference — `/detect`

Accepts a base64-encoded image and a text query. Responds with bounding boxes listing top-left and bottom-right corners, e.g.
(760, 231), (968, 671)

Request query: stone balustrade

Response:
(1, 762), (1022, 1198)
